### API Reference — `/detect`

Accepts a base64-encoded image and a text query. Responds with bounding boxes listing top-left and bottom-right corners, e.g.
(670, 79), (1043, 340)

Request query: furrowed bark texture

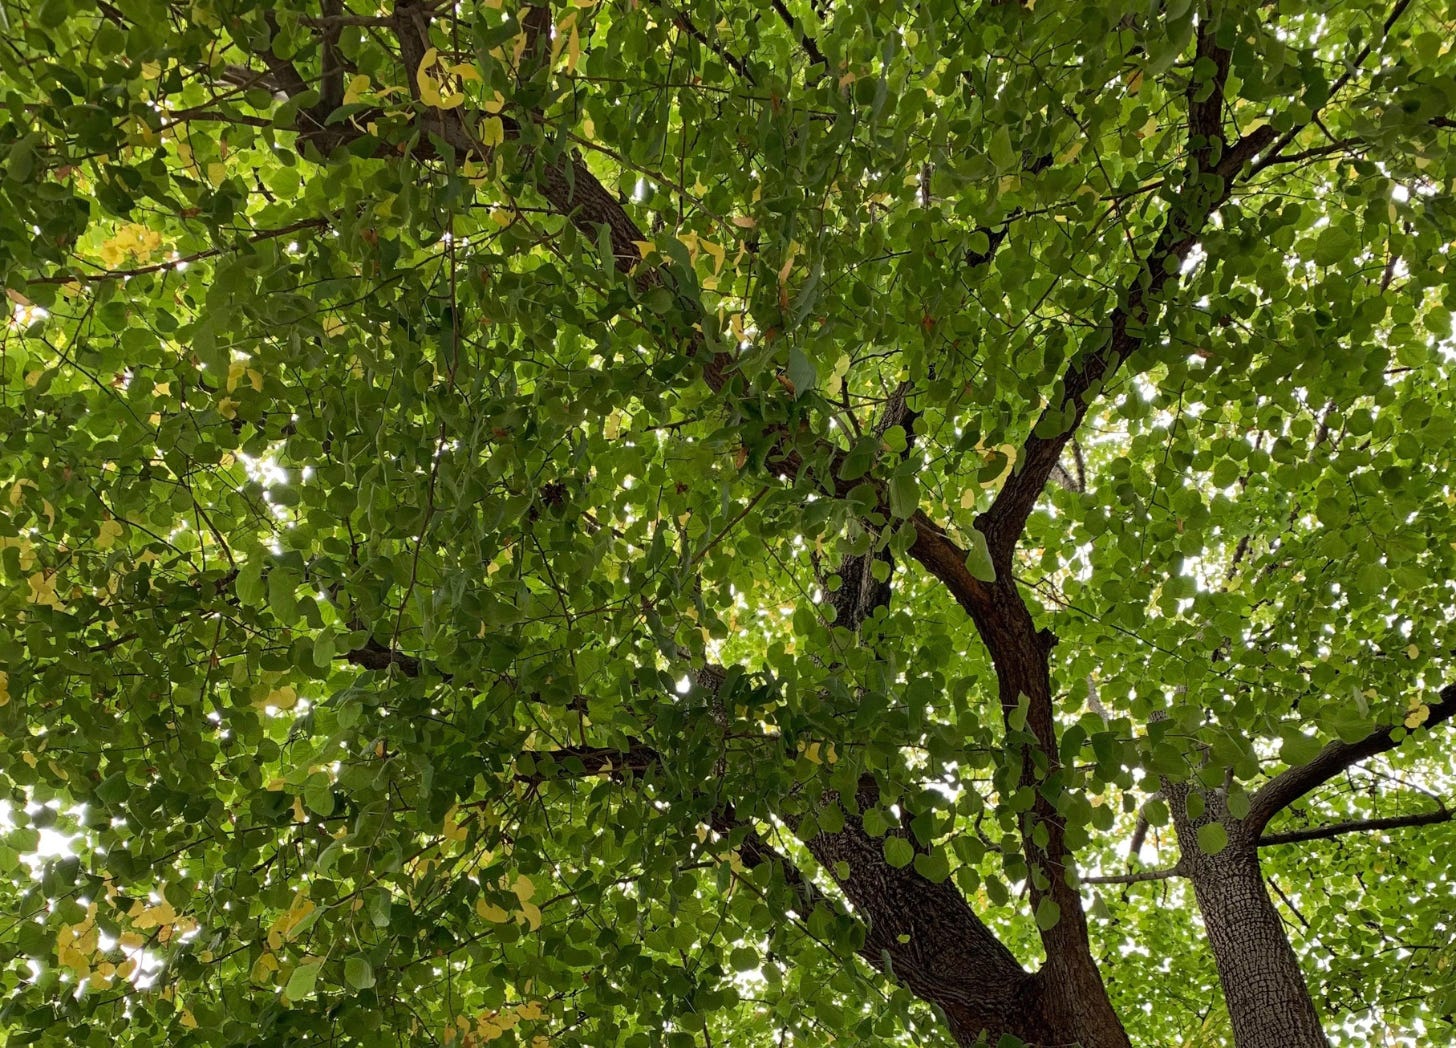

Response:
(1170, 787), (1331, 1048)
(799, 794), (1043, 1046)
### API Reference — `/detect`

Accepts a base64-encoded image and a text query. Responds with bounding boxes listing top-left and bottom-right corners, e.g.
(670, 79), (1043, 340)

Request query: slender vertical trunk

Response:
(975, 585), (1132, 1048)
(1170, 788), (1331, 1048)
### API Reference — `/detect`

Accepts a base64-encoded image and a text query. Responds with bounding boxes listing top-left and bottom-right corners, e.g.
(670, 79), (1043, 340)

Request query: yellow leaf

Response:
(133, 900), (178, 930)
(480, 117), (505, 146)
(802, 741), (822, 764)
(778, 241), (800, 283)
(97, 519), (124, 549)
(225, 360), (261, 392)
(416, 48), (466, 108)
(551, 12), (576, 67)
(632, 240), (656, 259)
(1056, 139), (1085, 164)
(417, 47), (443, 106)
(442, 804), (469, 842)
(257, 685), (299, 711)
(323, 316), (346, 338)
(1405, 704), (1431, 728)
(700, 238), (725, 273)
(0, 671), (8, 707)
(475, 898), (511, 923)
(511, 874), (536, 903)
(519, 900), (542, 930)
(27, 572), (63, 608)
(566, 23), (582, 73)
(517, 1001), (546, 1021)
(825, 353), (851, 397)
(217, 397), (239, 420)
(730, 214), (757, 229)
(293, 796), (308, 823)
(343, 74), (371, 104)
(206, 162), (227, 185)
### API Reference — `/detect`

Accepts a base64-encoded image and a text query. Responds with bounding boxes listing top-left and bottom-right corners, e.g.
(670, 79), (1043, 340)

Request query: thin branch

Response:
(1259, 808), (1453, 847)
(1253, 0), (1415, 174)
(1083, 864), (1186, 886)
(343, 637), (423, 676)
(317, 0), (346, 111)
(26, 218), (331, 285)
(1266, 876), (1310, 930)
(768, 0), (827, 69)
(671, 8), (755, 84)
(298, 13), (393, 27)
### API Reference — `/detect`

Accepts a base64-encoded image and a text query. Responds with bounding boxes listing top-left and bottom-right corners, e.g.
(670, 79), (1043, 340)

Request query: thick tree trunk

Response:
(803, 786), (1132, 1048)
(1171, 788), (1331, 1048)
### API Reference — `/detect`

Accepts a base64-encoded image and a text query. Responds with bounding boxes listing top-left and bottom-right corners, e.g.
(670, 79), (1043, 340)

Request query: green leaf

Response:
(861, 808), (890, 837)
(2, 5), (1454, 1044)
(786, 347), (817, 398)
(888, 473), (918, 519)
(285, 960), (324, 1001)
(344, 956), (375, 989)
(1197, 823), (1229, 857)
(1035, 899), (1061, 930)
(964, 526), (996, 583)
(1279, 731), (1324, 767)
(882, 837), (914, 869)
(913, 849), (950, 883)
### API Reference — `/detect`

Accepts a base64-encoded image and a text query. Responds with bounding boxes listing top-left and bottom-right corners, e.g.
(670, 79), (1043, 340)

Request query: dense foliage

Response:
(1, 1), (1454, 1046)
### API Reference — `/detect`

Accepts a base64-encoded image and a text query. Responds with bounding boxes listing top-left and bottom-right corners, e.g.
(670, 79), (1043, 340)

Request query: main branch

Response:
(1247, 684), (1456, 837)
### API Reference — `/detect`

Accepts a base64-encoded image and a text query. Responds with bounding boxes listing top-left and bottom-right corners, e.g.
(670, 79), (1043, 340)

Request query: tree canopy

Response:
(2, 1), (1455, 1046)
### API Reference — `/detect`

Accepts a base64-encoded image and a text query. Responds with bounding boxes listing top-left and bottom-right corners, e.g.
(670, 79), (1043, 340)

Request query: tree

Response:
(1, 0), (1453, 1045)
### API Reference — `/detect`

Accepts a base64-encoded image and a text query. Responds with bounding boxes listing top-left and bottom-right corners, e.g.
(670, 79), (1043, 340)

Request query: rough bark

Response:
(1170, 787), (1332, 1048)
(799, 787), (1044, 1047)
